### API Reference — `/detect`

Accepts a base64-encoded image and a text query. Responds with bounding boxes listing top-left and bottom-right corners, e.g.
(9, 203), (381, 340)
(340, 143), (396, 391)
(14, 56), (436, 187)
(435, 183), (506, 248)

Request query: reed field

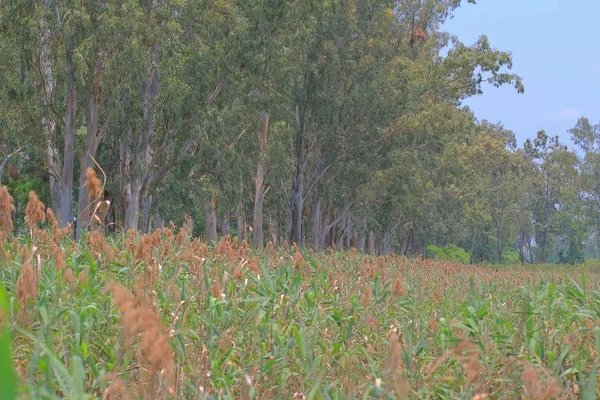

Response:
(1, 192), (600, 399)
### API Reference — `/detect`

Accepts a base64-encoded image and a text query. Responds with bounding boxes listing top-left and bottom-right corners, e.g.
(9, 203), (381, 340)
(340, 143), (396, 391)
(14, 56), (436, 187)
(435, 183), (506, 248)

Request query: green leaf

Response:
(0, 287), (16, 400)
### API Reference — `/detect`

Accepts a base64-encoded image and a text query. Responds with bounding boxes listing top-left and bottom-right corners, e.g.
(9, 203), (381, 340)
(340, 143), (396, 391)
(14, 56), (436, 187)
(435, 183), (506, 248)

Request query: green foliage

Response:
(0, 287), (16, 400)
(6, 175), (50, 232)
(427, 244), (471, 264)
(502, 247), (521, 265)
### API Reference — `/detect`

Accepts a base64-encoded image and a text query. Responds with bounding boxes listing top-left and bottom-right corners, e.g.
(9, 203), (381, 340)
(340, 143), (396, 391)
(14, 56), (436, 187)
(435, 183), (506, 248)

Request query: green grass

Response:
(1, 231), (600, 399)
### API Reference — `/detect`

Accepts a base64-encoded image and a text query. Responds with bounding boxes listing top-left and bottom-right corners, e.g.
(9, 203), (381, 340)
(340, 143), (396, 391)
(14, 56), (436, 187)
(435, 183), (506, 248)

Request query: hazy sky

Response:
(443, 0), (600, 148)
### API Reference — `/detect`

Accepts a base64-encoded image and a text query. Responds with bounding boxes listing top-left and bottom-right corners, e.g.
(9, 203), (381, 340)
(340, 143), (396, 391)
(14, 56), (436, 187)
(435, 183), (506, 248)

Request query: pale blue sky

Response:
(443, 0), (600, 148)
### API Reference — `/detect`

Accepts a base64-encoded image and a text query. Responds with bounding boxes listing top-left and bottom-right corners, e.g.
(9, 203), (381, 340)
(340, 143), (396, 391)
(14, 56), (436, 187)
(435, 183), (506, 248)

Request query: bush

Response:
(6, 175), (50, 233)
(426, 244), (471, 265)
(502, 247), (521, 265)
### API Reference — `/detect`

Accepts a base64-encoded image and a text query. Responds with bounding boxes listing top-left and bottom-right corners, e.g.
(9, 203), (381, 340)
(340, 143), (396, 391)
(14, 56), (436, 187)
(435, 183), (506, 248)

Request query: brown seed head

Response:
(24, 191), (46, 230)
(84, 167), (102, 200)
(0, 186), (16, 232)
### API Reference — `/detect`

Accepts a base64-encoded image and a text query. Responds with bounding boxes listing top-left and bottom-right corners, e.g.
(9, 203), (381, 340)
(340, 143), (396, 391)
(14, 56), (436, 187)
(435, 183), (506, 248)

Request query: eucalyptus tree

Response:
(0, 0), (79, 228)
(524, 131), (580, 262)
(570, 118), (600, 237)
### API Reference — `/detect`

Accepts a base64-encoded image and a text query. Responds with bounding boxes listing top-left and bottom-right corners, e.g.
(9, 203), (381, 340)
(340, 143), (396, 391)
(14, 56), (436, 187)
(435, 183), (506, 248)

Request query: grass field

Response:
(1, 225), (600, 399)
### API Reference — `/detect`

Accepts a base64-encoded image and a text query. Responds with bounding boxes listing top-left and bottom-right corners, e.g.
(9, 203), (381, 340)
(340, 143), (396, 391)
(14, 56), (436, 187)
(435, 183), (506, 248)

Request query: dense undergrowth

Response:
(1, 196), (600, 399)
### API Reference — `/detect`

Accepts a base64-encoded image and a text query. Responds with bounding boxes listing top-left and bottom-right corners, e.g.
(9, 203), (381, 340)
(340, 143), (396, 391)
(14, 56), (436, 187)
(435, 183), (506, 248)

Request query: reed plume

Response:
(0, 186), (16, 233)
(105, 282), (174, 398)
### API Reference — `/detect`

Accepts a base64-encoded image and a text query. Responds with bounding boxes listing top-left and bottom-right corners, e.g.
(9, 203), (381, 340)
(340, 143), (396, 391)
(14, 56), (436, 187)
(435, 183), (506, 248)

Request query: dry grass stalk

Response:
(50, 243), (67, 271)
(46, 208), (58, 230)
(135, 234), (154, 264)
(392, 276), (406, 296)
(78, 271), (87, 286)
(293, 244), (306, 270)
(24, 191), (46, 231)
(0, 186), (16, 233)
(63, 269), (75, 290)
(46, 207), (72, 241)
(521, 360), (540, 398)
(454, 340), (482, 389)
(102, 373), (131, 400)
(16, 254), (38, 324)
(521, 360), (562, 399)
(104, 282), (174, 398)
(384, 333), (409, 398)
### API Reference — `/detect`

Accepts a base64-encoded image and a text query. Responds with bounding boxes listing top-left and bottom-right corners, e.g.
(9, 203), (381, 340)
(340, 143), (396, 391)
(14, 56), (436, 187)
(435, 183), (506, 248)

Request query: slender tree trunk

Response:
(383, 230), (392, 255)
(311, 195), (322, 249)
(401, 227), (414, 256)
(120, 48), (159, 232)
(237, 200), (245, 244)
(350, 228), (358, 250)
(368, 231), (376, 255)
(76, 54), (103, 240)
(0, 156), (9, 187)
(321, 205), (332, 250)
(357, 235), (366, 252)
(140, 194), (152, 233)
(495, 195), (502, 264)
(336, 214), (347, 250)
(289, 103), (305, 246)
(155, 214), (165, 230)
(253, 112), (269, 248)
(345, 216), (353, 249)
(221, 214), (230, 236)
(39, 25), (62, 225)
(120, 141), (134, 230)
(183, 213), (194, 235)
(60, 37), (76, 229)
(206, 194), (217, 242)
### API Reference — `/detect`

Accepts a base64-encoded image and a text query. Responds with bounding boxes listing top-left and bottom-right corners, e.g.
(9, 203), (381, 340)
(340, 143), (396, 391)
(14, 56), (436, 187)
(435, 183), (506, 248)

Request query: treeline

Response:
(0, 0), (595, 264)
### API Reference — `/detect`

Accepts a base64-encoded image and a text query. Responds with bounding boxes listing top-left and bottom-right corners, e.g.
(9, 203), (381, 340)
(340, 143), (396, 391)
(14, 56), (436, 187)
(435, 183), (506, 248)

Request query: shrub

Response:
(502, 247), (521, 265)
(426, 244), (471, 264)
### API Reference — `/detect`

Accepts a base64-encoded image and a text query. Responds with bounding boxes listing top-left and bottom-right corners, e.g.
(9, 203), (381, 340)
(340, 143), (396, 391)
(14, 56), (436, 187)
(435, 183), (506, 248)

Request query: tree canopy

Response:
(0, 0), (593, 263)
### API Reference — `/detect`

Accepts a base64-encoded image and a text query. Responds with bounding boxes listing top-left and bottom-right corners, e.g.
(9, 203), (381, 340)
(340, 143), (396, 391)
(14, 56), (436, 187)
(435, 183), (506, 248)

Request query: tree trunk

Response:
(350, 228), (358, 250)
(0, 156), (9, 187)
(60, 37), (76, 229)
(155, 214), (165, 230)
(120, 48), (159, 232)
(140, 194), (152, 233)
(237, 200), (245, 245)
(289, 103), (305, 246)
(401, 227), (415, 256)
(336, 214), (347, 250)
(206, 195), (217, 243)
(368, 231), (376, 255)
(183, 213), (194, 235)
(120, 140), (135, 230)
(39, 25), (63, 227)
(357, 235), (366, 252)
(76, 53), (103, 240)
(253, 112), (269, 248)
(221, 214), (230, 237)
(311, 195), (322, 249)
(496, 218), (502, 263)
(383, 230), (392, 255)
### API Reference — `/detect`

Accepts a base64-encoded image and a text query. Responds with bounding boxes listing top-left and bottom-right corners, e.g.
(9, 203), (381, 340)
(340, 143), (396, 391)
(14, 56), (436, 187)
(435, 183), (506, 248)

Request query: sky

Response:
(442, 0), (600, 149)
